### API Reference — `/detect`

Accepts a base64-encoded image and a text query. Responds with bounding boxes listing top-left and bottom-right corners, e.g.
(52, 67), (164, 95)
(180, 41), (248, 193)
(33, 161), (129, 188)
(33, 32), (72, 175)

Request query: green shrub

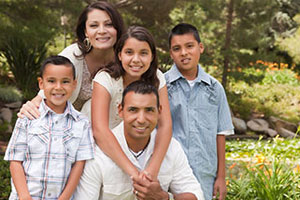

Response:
(1, 37), (47, 100)
(0, 155), (11, 199)
(227, 66), (300, 122)
(0, 86), (22, 103)
(227, 158), (300, 200)
(226, 137), (300, 200)
(262, 69), (299, 86)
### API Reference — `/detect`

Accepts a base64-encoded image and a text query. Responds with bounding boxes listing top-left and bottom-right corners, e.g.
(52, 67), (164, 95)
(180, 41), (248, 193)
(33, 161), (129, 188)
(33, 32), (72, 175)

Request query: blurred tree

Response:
(0, 0), (85, 99)
(168, 0), (299, 88)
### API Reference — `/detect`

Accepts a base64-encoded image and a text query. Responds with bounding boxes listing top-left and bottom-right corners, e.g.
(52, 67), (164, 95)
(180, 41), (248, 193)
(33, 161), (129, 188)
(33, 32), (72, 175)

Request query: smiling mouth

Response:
(133, 126), (147, 132)
(181, 58), (191, 64)
(52, 94), (65, 98)
(129, 65), (143, 72)
(96, 37), (110, 42)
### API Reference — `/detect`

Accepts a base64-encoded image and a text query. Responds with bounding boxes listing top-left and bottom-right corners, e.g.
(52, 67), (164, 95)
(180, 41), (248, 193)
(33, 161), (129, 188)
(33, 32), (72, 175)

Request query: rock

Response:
(247, 119), (269, 133)
(232, 117), (247, 134)
(268, 116), (297, 133)
(265, 128), (278, 137)
(277, 127), (296, 138)
(6, 124), (13, 134)
(4, 101), (22, 109)
(0, 108), (13, 123)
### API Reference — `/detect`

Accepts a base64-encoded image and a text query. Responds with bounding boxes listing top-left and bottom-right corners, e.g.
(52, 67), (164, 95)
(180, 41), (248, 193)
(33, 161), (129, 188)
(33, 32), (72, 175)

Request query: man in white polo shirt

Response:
(74, 81), (204, 200)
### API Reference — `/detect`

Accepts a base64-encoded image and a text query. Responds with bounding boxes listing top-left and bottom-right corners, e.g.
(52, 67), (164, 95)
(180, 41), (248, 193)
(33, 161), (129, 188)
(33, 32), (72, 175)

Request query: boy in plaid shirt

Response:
(5, 55), (94, 200)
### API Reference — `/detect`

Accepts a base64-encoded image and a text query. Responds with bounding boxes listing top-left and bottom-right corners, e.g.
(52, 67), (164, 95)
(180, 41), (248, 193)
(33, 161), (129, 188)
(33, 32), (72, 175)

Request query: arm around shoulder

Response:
(91, 81), (138, 177)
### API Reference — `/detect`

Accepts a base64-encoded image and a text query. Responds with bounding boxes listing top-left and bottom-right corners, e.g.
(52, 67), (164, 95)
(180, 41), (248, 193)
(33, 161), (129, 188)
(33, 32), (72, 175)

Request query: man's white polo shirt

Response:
(74, 122), (204, 200)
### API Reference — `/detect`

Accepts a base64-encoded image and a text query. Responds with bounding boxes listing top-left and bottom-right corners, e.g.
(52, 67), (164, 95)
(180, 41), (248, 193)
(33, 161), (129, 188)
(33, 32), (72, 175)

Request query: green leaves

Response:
(227, 138), (300, 199)
(1, 37), (47, 100)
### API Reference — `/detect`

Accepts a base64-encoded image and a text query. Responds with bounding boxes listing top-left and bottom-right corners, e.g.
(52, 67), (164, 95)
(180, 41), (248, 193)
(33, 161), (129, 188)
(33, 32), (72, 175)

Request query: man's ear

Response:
(199, 42), (204, 54)
(118, 104), (123, 118)
(169, 49), (174, 60)
(158, 105), (162, 115)
(38, 77), (43, 90)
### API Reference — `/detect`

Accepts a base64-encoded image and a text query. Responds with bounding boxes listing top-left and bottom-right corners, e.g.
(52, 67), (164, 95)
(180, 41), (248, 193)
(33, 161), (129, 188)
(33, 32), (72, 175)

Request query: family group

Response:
(4, 1), (234, 200)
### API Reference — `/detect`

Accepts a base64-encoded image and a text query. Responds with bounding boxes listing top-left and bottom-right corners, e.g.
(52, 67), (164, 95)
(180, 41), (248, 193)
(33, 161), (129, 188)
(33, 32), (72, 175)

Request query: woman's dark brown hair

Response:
(76, 1), (125, 55)
(106, 26), (159, 89)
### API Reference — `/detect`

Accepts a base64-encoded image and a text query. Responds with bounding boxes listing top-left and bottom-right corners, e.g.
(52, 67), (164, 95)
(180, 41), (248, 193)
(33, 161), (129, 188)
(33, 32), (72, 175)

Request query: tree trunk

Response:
(222, 0), (234, 89)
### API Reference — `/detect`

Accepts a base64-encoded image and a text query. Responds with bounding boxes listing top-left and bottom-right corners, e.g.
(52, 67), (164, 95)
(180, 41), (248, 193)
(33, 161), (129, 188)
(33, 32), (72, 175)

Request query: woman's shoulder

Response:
(94, 70), (121, 85)
(59, 43), (83, 63)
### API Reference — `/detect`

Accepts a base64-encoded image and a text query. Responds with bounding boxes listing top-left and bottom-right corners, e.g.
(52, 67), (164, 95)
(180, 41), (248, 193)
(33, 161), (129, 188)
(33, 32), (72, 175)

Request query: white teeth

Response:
(53, 94), (64, 98)
(135, 127), (146, 130)
(182, 58), (190, 64)
(97, 37), (109, 41)
(130, 66), (142, 70)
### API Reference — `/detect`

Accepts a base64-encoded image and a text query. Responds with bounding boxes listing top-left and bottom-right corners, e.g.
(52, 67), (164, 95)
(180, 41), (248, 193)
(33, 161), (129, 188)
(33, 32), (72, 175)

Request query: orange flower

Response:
(229, 163), (237, 170)
(255, 154), (265, 163)
(294, 165), (300, 173)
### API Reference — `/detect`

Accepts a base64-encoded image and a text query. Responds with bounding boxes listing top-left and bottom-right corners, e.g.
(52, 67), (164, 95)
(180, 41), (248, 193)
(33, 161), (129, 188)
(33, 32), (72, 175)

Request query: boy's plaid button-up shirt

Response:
(5, 100), (94, 200)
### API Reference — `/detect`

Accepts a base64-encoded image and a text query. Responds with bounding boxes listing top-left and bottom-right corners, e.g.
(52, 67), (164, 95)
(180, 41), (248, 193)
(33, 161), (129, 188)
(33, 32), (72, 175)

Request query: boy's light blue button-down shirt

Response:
(165, 64), (234, 200)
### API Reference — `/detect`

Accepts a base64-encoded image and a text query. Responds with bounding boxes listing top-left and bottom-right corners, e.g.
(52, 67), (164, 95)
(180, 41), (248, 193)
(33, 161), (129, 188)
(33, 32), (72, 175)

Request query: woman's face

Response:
(85, 9), (117, 50)
(118, 37), (153, 81)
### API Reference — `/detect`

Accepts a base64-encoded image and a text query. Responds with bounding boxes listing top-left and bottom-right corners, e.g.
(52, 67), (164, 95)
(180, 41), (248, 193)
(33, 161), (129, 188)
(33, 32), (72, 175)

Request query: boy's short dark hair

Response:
(121, 80), (160, 109)
(168, 23), (201, 48)
(40, 55), (76, 79)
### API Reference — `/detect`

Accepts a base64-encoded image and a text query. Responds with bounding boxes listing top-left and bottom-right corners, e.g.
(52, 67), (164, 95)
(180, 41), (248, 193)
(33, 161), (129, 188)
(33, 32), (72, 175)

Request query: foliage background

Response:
(0, 0), (300, 199)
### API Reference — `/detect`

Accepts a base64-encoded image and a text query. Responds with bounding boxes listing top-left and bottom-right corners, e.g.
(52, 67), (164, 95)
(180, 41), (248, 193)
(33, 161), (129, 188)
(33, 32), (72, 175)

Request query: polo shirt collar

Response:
(168, 64), (211, 86)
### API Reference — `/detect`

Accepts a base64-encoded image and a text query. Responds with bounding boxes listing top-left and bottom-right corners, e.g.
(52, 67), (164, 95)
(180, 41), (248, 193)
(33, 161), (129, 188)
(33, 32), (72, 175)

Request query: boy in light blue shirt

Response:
(5, 56), (94, 200)
(165, 23), (234, 200)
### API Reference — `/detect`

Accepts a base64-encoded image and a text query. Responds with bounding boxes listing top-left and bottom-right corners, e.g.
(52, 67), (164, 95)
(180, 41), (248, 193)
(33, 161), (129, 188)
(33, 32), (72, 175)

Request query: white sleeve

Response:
(93, 71), (114, 96)
(217, 129), (234, 135)
(157, 69), (166, 90)
(170, 140), (205, 200)
(73, 156), (102, 200)
(38, 90), (45, 99)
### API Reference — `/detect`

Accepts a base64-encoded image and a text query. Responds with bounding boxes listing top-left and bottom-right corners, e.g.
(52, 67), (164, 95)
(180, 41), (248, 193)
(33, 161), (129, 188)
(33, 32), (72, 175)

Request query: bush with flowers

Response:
(226, 133), (300, 199)
(212, 60), (300, 122)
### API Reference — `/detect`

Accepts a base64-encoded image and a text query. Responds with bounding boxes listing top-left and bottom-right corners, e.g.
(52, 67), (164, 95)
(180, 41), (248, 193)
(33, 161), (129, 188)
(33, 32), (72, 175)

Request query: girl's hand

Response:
(140, 170), (154, 182)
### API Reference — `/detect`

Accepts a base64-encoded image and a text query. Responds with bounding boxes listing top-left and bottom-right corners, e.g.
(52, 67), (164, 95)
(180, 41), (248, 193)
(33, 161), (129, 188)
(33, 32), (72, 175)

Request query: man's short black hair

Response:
(40, 55), (76, 79)
(168, 23), (201, 48)
(121, 80), (160, 108)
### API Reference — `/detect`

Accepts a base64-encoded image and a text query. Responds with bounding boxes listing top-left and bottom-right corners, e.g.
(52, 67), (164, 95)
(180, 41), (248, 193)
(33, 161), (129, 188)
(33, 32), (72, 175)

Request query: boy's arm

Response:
(58, 160), (85, 200)
(213, 135), (226, 200)
(10, 161), (33, 200)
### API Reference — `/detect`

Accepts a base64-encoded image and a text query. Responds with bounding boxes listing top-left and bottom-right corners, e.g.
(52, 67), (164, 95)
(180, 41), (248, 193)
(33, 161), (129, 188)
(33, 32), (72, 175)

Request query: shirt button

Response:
(55, 121), (58, 124)
(48, 193), (51, 196)
(54, 137), (57, 141)
(52, 156), (55, 159)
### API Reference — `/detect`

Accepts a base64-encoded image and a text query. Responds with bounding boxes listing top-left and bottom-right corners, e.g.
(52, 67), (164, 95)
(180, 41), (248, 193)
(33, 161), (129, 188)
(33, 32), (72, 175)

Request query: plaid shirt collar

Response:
(39, 99), (79, 122)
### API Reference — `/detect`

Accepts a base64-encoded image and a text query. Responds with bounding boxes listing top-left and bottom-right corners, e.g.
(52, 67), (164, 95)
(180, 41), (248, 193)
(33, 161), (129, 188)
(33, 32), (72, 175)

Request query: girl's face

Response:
(118, 37), (153, 81)
(85, 9), (117, 50)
